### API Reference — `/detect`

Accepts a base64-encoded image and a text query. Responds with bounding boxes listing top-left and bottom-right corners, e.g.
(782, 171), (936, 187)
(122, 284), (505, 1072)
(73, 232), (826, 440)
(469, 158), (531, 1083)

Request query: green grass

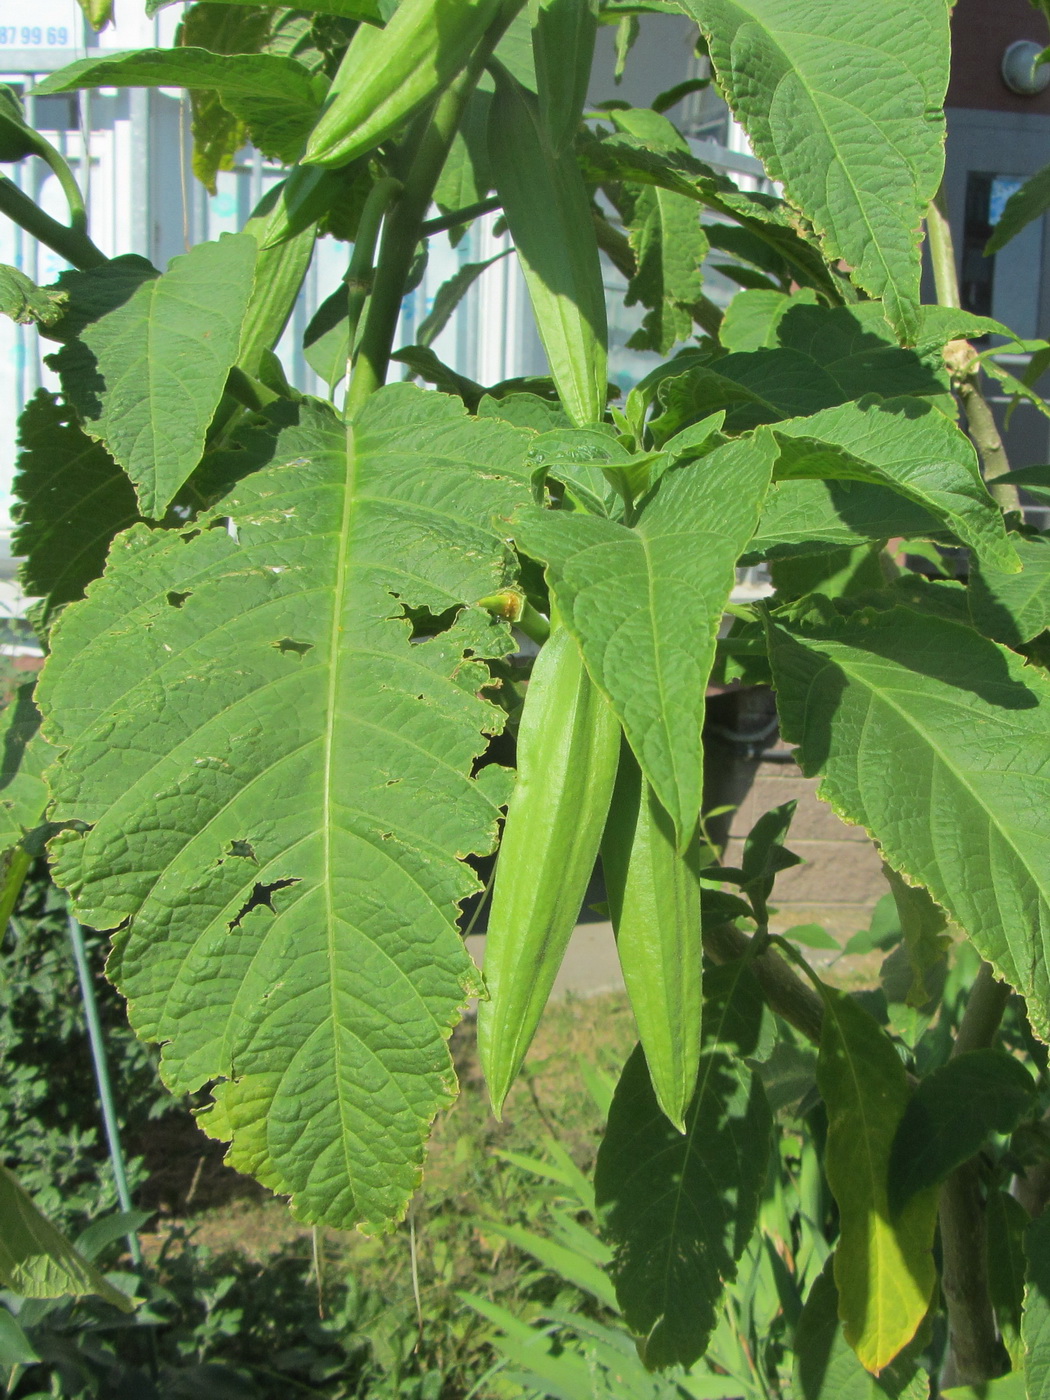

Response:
(118, 991), (638, 1394)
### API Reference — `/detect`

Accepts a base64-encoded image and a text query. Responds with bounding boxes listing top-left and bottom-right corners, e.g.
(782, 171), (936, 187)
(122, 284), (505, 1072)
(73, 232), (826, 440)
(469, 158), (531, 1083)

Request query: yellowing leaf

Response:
(818, 991), (937, 1372)
(0, 1166), (131, 1309)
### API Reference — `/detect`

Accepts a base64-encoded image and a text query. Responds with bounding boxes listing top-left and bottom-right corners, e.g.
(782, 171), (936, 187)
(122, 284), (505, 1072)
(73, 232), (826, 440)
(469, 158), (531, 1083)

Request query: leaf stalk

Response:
(926, 191), (1021, 513)
(421, 196), (501, 237)
(0, 174), (106, 271)
(345, 1), (524, 418)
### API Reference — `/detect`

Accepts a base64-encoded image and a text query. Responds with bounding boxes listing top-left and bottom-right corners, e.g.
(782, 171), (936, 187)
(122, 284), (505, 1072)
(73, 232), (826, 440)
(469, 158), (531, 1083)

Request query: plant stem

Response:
(516, 601), (551, 645)
(926, 187), (960, 311)
(31, 132), (90, 235)
(0, 174), (106, 270)
(938, 959), (1011, 1388)
(957, 367), (1018, 511)
(346, 2), (523, 418)
(926, 192), (1021, 512)
(951, 958), (1011, 1059)
(421, 196), (501, 237)
(592, 210), (635, 280)
(66, 914), (143, 1267)
(341, 175), (402, 389)
(703, 920), (824, 1046)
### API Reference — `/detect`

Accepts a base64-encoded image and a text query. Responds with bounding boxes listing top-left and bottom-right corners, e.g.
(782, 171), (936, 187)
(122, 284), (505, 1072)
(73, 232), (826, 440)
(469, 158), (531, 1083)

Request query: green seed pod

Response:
(532, 0), (598, 157)
(488, 64), (608, 427)
(304, 0), (506, 170)
(602, 747), (703, 1132)
(479, 620), (621, 1116)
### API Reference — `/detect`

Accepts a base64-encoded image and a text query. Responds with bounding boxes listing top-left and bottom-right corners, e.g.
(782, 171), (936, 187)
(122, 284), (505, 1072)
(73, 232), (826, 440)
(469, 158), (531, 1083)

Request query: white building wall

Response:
(0, 2), (764, 620)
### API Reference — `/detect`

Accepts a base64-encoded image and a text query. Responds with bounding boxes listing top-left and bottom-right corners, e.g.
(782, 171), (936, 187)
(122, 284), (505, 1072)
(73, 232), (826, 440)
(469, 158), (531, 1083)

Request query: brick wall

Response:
(705, 686), (887, 943)
(721, 760), (887, 941)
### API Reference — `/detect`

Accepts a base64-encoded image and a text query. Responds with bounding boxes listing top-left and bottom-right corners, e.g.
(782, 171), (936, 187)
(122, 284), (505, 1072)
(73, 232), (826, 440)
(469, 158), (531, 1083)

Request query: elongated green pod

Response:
(488, 65), (608, 427)
(479, 621), (621, 1115)
(602, 748), (703, 1132)
(532, 0), (598, 157)
(304, 0), (506, 169)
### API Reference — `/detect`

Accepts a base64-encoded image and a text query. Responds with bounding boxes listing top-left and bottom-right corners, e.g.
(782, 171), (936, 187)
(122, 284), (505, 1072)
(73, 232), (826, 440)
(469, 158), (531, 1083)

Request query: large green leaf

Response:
(817, 989), (937, 1372)
(768, 607), (1050, 1039)
(887, 1051), (1036, 1215)
(0, 681), (50, 853)
(718, 295), (955, 408)
(793, 1258), (929, 1400)
(35, 50), (325, 165)
(604, 109), (708, 355)
(513, 432), (776, 844)
(12, 391), (139, 621)
(176, 4), (277, 193)
(581, 132), (840, 300)
(1025, 1212), (1050, 1400)
(148, 0), (384, 18)
(650, 350), (843, 438)
(0, 1166), (130, 1308)
(623, 183), (708, 354)
(661, 303), (965, 433)
(0, 265), (66, 328)
(39, 386), (534, 1231)
(986, 163), (1050, 255)
(50, 235), (258, 518)
(970, 534), (1050, 646)
(680, 0), (949, 340)
(771, 398), (1018, 574)
(744, 478), (949, 563)
(594, 961), (773, 1369)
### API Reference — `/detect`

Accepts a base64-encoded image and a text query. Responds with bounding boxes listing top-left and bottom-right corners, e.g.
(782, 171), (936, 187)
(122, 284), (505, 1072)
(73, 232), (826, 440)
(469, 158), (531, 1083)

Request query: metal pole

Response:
(65, 913), (142, 1266)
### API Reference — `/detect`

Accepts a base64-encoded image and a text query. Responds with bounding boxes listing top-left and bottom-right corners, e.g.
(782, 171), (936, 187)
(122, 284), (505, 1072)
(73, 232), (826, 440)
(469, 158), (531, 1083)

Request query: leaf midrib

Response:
(323, 418), (360, 1199)
(709, 1), (909, 308)
(817, 641), (1050, 909)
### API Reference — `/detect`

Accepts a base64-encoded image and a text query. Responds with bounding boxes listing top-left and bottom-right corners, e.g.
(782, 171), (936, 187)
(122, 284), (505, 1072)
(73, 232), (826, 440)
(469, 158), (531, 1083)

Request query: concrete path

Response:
(465, 921), (625, 1002)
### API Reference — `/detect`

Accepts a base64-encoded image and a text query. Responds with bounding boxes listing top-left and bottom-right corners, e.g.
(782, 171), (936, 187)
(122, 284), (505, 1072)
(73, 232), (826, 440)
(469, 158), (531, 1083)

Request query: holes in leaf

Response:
(393, 598), (462, 640)
(207, 516), (239, 543)
(227, 839), (257, 861)
(227, 878), (300, 931)
(180, 529), (201, 545)
(273, 638), (313, 657)
(166, 590), (192, 609)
